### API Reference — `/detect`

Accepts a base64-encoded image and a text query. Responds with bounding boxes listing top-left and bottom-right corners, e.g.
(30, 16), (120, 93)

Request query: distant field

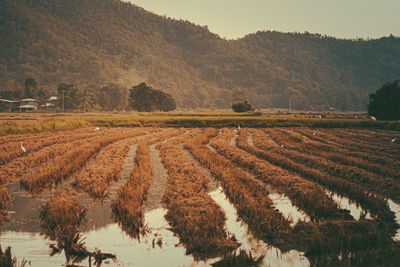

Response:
(0, 124), (399, 266)
(0, 111), (399, 135)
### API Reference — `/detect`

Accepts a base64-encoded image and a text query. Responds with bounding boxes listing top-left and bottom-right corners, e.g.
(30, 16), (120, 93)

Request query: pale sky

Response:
(127, 0), (400, 40)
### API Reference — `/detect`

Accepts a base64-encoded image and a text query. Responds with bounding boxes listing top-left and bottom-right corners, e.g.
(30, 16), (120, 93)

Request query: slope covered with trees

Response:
(0, 0), (399, 110)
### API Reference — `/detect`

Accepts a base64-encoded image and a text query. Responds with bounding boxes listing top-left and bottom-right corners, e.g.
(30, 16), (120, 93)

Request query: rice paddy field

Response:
(0, 113), (400, 266)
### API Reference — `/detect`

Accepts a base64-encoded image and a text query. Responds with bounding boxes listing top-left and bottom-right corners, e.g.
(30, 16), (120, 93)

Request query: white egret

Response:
(238, 124), (240, 129)
(312, 132), (316, 136)
(391, 138), (396, 143)
(94, 127), (100, 131)
(20, 142), (26, 153)
(370, 116), (376, 121)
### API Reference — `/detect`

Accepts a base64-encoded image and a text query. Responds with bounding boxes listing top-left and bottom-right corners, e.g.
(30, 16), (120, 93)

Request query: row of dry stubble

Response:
(0, 126), (399, 262)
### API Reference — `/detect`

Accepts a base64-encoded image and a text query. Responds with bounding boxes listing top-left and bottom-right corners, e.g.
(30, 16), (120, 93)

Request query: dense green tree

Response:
(129, 83), (176, 112)
(0, 79), (24, 100)
(77, 85), (97, 111)
(57, 83), (79, 110)
(36, 86), (51, 105)
(24, 78), (38, 98)
(232, 101), (254, 113)
(99, 83), (128, 111)
(368, 80), (400, 120)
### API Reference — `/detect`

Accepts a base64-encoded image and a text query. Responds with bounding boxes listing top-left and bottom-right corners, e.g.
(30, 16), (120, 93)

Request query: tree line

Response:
(0, 78), (176, 112)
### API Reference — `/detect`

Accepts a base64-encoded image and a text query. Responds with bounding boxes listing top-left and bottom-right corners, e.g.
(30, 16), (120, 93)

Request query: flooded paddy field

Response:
(1, 126), (400, 266)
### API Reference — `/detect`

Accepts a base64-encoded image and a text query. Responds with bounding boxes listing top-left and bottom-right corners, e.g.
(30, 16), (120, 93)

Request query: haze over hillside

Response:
(1, 0), (399, 110)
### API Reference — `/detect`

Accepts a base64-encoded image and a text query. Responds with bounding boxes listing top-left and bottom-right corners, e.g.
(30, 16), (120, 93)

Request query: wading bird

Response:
(20, 142), (26, 153)
(391, 137), (396, 143)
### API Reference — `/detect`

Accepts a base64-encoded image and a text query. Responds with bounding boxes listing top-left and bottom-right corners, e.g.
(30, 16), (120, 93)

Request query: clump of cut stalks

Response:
(244, 129), (396, 225)
(268, 128), (400, 181)
(184, 128), (293, 250)
(0, 245), (29, 267)
(212, 248), (265, 267)
(74, 137), (139, 198)
(211, 129), (350, 221)
(111, 128), (184, 238)
(40, 188), (115, 265)
(0, 187), (11, 221)
(234, 128), (399, 259)
(19, 129), (146, 193)
(159, 139), (237, 259)
(112, 141), (154, 239)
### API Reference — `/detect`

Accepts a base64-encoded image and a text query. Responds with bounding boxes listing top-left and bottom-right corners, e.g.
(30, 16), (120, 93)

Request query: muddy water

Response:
(269, 193), (311, 227)
(209, 187), (310, 267)
(207, 134), (311, 228)
(107, 144), (137, 200)
(0, 143), (202, 266)
(246, 132), (373, 223)
(145, 144), (169, 212)
(183, 146), (309, 266)
(325, 190), (373, 220)
(387, 199), (400, 241)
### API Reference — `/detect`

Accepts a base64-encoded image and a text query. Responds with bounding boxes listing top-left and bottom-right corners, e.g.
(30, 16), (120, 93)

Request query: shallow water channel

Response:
(182, 146), (310, 266)
(1, 144), (220, 266)
(387, 199), (400, 241)
(0, 144), (195, 266)
(325, 190), (373, 220)
(1, 140), (313, 267)
(209, 187), (310, 267)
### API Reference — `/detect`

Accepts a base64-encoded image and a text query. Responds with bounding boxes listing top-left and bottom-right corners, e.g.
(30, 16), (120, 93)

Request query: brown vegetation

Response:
(184, 128), (293, 250)
(211, 129), (350, 221)
(243, 129), (396, 222)
(159, 139), (237, 259)
(74, 137), (139, 198)
(1, 125), (399, 265)
(19, 129), (147, 193)
(0, 187), (11, 222)
(111, 141), (154, 238)
(40, 188), (115, 265)
(111, 128), (184, 238)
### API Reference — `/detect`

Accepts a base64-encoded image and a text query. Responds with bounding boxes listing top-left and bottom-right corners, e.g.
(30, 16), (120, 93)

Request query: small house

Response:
(48, 96), (59, 106)
(17, 98), (39, 112)
(42, 96), (59, 112)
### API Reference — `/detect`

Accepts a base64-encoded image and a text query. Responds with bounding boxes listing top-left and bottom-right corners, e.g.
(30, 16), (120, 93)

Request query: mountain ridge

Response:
(1, 0), (399, 110)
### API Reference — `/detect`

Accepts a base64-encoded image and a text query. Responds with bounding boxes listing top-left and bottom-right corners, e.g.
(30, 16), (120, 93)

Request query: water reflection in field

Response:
(209, 187), (310, 267)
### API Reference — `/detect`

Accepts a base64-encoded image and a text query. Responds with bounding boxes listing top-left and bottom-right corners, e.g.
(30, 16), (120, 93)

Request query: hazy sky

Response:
(128, 0), (400, 40)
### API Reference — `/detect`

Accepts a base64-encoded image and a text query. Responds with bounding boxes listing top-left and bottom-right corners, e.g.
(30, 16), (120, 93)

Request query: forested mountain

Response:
(1, 0), (399, 110)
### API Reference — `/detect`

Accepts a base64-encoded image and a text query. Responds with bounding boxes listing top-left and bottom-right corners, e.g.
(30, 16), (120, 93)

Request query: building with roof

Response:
(17, 98), (39, 112)
(42, 96), (59, 112)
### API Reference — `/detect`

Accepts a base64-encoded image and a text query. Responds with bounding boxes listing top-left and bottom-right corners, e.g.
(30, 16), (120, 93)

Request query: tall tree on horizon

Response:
(129, 83), (176, 112)
(368, 80), (400, 120)
(24, 78), (38, 98)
